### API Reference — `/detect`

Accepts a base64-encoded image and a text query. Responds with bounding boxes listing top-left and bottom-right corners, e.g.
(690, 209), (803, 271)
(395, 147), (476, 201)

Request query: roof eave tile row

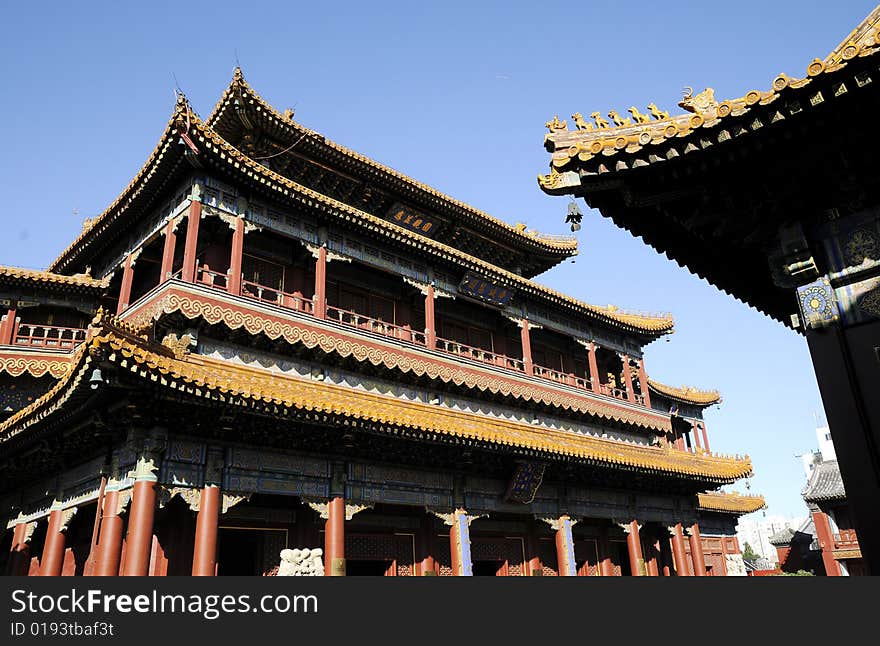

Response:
(539, 18), (880, 185)
(0, 313), (752, 482)
(647, 378), (721, 406)
(211, 70), (579, 258)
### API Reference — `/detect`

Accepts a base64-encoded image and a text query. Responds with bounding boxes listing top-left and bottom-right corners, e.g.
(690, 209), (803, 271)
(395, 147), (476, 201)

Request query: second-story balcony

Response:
(12, 324), (87, 350)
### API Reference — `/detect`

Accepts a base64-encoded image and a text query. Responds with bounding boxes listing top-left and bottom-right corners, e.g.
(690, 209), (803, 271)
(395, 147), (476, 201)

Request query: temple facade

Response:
(0, 72), (762, 576)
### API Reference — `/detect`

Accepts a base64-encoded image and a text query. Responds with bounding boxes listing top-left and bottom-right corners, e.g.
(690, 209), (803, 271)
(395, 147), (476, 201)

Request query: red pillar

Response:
(6, 521), (31, 576)
(701, 424), (711, 453)
(554, 516), (576, 576)
(313, 246), (327, 320)
(39, 506), (67, 577)
(621, 354), (636, 403)
(645, 534), (660, 576)
(122, 480), (157, 576)
(625, 521), (645, 576)
(424, 284), (436, 348)
(228, 218), (245, 296)
(587, 342), (601, 394)
(688, 524), (707, 576)
(671, 523), (691, 576)
(0, 306), (16, 345)
(598, 530), (615, 576)
(638, 358), (651, 407)
(812, 510), (843, 576)
(192, 485), (220, 576)
(520, 319), (533, 375)
(93, 490), (124, 576)
(181, 200), (202, 283)
(116, 254), (135, 315)
(526, 523), (543, 576)
(692, 420), (702, 450)
(324, 495), (345, 576)
(159, 219), (177, 282)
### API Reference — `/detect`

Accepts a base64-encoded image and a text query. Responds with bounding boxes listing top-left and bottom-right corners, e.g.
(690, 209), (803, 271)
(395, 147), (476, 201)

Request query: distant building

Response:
(736, 515), (806, 564)
(800, 425), (866, 576)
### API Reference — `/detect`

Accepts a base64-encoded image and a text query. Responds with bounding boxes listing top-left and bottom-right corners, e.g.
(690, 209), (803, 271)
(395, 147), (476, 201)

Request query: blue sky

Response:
(2, 0), (876, 517)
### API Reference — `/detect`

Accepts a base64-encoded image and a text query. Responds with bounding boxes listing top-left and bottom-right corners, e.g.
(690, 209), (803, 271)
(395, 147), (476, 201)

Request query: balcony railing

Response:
(242, 280), (315, 315)
(195, 265), (229, 292)
(14, 324), (87, 350)
(153, 275), (652, 410)
(436, 336), (523, 370)
(326, 304), (426, 345)
(834, 529), (860, 550)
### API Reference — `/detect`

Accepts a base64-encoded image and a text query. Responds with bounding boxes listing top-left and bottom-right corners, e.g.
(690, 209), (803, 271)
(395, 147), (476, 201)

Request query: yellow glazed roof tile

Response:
(696, 491), (766, 514)
(0, 314), (751, 482)
(0, 265), (109, 290)
(647, 378), (721, 406)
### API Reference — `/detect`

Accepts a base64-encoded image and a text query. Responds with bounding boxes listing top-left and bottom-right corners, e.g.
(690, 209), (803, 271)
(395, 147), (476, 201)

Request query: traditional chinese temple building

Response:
(539, 6), (880, 573)
(0, 71), (762, 577)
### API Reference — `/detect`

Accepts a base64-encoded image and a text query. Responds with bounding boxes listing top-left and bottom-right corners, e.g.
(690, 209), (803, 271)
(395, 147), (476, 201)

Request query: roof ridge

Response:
(211, 69), (578, 254)
(541, 8), (880, 175)
(48, 95), (194, 273)
(187, 109), (674, 335)
(647, 377), (721, 405)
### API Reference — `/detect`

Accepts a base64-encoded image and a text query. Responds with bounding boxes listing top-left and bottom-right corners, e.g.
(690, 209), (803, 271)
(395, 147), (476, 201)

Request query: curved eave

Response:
(648, 378), (721, 407)
(48, 98), (192, 274)
(540, 20), (880, 173)
(0, 266), (109, 296)
(696, 492), (766, 515)
(0, 317), (752, 483)
(187, 111), (675, 337)
(207, 70), (579, 265)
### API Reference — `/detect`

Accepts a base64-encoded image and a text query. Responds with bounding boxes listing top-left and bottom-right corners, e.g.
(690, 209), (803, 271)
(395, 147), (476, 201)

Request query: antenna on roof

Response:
(171, 72), (184, 99)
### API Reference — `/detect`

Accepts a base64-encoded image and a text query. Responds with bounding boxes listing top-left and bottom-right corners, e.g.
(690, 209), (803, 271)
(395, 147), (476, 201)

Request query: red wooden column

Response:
(122, 450), (159, 576)
(181, 198), (202, 283)
(0, 304), (17, 345)
(692, 420), (702, 451)
(324, 495), (345, 576)
(587, 342), (601, 394)
(39, 503), (70, 577)
(93, 488), (124, 576)
(424, 284), (436, 349)
(6, 519), (33, 576)
(670, 523), (691, 576)
(812, 510), (843, 576)
(116, 253), (135, 315)
(227, 218), (245, 296)
(644, 532), (660, 576)
(637, 358), (651, 407)
(520, 319), (533, 375)
(554, 515), (577, 576)
(620, 354), (636, 403)
(598, 528), (615, 576)
(624, 521), (645, 576)
(313, 246), (327, 320)
(700, 424), (711, 453)
(688, 524), (707, 576)
(159, 218), (178, 282)
(192, 485), (220, 576)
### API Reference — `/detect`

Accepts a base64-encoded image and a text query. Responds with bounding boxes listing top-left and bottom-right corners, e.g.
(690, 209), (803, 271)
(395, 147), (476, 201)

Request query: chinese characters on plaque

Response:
(458, 271), (514, 306)
(386, 203), (437, 236)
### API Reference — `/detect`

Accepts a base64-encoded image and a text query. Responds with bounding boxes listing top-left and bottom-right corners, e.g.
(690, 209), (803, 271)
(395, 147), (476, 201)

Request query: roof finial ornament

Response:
(647, 103), (669, 120)
(572, 112), (594, 131)
(628, 106), (651, 124)
(678, 87), (717, 116)
(590, 112), (609, 129)
(545, 115), (568, 133)
(608, 110), (632, 127)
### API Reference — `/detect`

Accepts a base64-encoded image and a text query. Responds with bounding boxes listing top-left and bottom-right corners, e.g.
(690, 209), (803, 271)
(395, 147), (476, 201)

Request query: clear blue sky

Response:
(2, 0), (876, 518)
